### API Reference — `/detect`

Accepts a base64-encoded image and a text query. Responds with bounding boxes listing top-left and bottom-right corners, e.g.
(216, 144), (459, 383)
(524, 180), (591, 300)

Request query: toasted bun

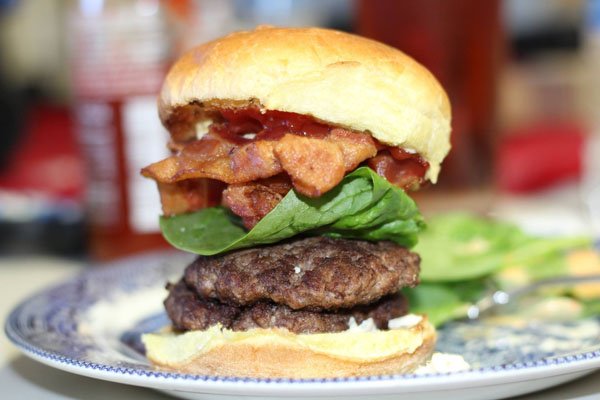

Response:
(143, 317), (436, 379)
(159, 26), (451, 182)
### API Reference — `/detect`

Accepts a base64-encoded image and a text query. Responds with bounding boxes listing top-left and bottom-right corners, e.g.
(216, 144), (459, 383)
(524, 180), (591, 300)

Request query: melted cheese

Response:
(143, 323), (426, 365)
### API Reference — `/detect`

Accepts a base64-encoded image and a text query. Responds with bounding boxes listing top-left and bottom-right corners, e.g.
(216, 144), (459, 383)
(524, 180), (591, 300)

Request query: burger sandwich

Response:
(141, 26), (451, 378)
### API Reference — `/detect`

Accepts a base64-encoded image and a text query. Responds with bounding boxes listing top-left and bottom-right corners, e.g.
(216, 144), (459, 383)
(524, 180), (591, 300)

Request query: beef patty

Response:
(165, 280), (409, 334)
(184, 236), (420, 310)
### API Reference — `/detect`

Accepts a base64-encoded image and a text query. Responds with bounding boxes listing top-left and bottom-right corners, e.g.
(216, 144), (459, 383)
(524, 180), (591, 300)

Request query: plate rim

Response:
(6, 335), (600, 396)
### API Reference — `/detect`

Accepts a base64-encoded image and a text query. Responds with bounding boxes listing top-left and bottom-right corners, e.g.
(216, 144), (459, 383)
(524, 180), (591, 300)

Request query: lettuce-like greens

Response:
(403, 284), (471, 327)
(414, 213), (590, 282)
(160, 167), (424, 255)
(406, 213), (594, 326)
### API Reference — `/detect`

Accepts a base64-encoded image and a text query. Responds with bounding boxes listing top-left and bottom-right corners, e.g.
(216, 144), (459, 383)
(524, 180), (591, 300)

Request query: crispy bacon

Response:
(230, 140), (282, 182)
(274, 134), (346, 197)
(158, 179), (225, 216)
(142, 133), (238, 183)
(368, 151), (428, 191)
(222, 175), (292, 229)
(142, 108), (429, 224)
(327, 128), (379, 171)
(142, 127), (378, 197)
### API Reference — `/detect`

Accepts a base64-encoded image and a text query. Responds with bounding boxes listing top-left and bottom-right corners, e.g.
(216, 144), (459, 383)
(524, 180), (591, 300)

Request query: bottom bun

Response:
(142, 316), (436, 378)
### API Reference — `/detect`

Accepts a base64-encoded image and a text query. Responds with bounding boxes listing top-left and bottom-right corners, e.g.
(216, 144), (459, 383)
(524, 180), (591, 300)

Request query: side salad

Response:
(405, 213), (598, 326)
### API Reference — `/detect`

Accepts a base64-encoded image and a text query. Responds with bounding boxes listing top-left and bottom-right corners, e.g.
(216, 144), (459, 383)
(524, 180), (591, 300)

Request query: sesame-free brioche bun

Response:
(159, 26), (451, 182)
(142, 317), (436, 379)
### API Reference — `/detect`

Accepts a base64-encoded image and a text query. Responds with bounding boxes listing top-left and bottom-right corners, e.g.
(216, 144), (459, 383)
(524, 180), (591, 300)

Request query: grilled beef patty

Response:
(165, 280), (409, 334)
(184, 237), (420, 310)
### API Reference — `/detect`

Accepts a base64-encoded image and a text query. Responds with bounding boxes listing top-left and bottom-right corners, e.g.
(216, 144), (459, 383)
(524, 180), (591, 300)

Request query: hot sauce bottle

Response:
(68, 0), (177, 260)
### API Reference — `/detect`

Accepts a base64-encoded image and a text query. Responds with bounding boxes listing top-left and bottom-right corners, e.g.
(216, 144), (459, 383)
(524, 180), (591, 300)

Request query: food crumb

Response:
(388, 314), (422, 329)
(415, 353), (470, 374)
(347, 317), (377, 332)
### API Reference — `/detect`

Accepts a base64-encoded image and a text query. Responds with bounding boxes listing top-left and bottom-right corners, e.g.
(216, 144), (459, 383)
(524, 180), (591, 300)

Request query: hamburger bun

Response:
(158, 25), (451, 182)
(143, 316), (436, 378)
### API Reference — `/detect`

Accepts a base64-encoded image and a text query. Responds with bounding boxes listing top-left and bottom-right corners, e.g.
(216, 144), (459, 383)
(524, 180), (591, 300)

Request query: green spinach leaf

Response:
(160, 167), (424, 255)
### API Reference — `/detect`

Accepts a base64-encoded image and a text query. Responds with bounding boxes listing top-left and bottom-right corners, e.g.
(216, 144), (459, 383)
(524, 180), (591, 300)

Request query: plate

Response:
(5, 251), (600, 400)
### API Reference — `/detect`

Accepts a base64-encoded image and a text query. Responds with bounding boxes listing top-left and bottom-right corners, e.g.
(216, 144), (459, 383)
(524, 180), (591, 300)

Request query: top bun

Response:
(159, 26), (451, 182)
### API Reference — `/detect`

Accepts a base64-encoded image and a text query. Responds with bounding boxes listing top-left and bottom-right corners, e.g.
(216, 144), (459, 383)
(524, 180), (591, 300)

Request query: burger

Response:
(141, 26), (451, 378)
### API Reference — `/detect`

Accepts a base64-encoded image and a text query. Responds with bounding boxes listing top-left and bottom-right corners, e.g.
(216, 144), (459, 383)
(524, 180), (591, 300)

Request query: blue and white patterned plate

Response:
(5, 251), (600, 400)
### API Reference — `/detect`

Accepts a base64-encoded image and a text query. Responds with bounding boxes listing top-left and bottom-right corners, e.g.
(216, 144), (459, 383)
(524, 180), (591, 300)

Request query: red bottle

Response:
(358, 0), (504, 187)
(68, 0), (176, 260)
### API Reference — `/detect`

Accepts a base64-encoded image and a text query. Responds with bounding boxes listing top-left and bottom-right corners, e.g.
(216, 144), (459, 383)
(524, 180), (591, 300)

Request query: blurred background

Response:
(0, 0), (598, 261)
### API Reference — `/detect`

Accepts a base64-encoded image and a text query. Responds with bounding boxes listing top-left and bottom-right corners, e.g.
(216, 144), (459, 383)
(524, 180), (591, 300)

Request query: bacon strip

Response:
(222, 175), (292, 229)
(142, 134), (239, 183)
(327, 128), (379, 171)
(274, 134), (346, 197)
(142, 127), (378, 198)
(142, 110), (428, 224)
(158, 179), (225, 216)
(368, 151), (428, 192)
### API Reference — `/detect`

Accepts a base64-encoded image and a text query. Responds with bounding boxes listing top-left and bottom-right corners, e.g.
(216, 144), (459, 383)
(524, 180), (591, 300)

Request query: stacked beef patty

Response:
(165, 237), (421, 334)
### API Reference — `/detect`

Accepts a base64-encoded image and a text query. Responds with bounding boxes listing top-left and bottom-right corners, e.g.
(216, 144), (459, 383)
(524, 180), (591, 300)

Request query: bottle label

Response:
(69, 7), (171, 99)
(69, 3), (172, 235)
(122, 96), (169, 233)
(75, 102), (121, 228)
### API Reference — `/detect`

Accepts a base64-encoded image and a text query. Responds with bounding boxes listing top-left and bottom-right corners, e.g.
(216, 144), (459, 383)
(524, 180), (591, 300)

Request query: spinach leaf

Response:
(403, 284), (472, 327)
(160, 167), (424, 255)
(416, 213), (590, 282)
